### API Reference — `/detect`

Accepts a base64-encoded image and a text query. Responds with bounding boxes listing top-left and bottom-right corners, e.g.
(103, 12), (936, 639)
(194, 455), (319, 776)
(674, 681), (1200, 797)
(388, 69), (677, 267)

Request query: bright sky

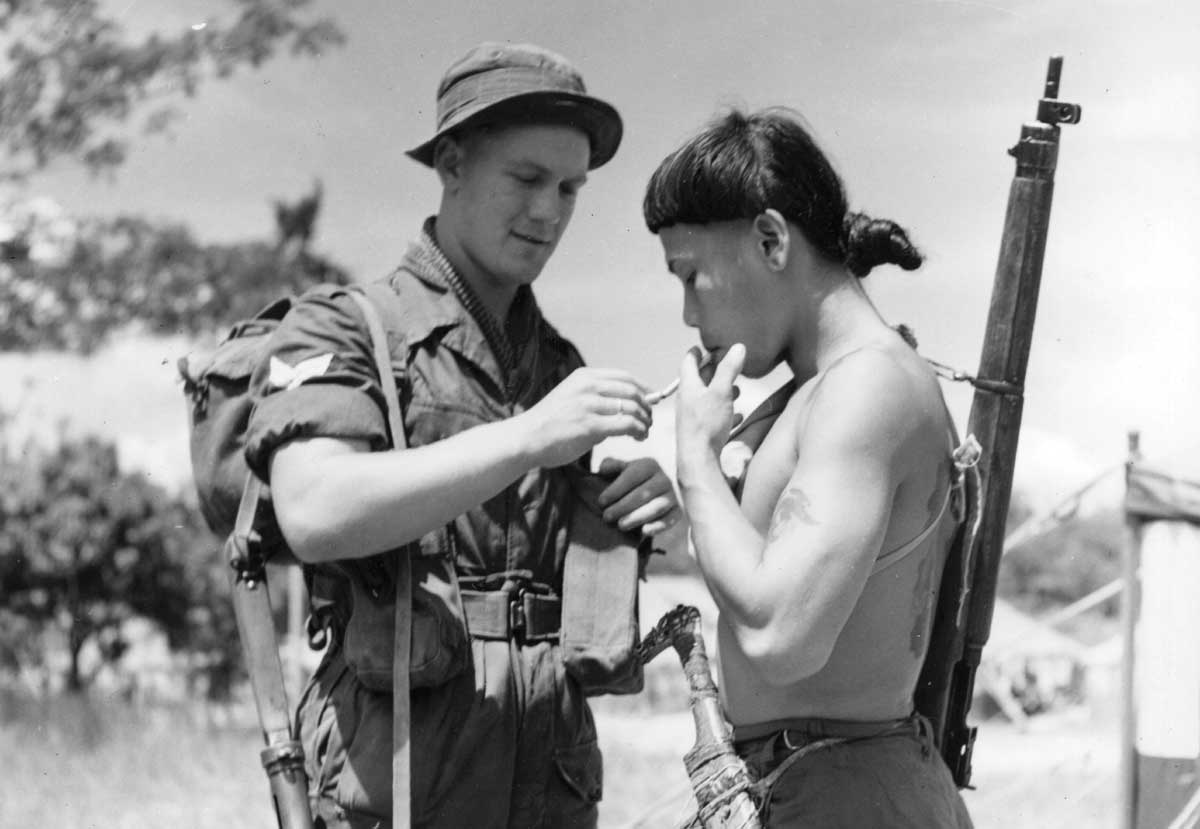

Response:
(4, 0), (1198, 506)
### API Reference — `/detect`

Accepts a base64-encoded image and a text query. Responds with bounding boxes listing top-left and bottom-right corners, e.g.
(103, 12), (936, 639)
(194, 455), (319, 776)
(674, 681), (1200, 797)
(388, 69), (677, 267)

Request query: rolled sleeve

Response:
(244, 288), (393, 481)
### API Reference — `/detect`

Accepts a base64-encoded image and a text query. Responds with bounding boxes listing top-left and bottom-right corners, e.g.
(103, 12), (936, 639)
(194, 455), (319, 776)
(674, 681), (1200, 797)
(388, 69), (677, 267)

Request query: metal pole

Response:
(1121, 430), (1143, 829)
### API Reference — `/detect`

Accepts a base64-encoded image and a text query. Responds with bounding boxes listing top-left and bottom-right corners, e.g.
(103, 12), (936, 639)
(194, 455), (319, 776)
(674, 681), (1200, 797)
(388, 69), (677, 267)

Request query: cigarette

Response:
(645, 379), (679, 406)
(646, 351), (713, 405)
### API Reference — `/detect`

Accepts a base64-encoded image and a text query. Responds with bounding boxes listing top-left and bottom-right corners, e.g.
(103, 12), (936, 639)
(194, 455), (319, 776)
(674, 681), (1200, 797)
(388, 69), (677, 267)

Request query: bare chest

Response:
(736, 392), (807, 531)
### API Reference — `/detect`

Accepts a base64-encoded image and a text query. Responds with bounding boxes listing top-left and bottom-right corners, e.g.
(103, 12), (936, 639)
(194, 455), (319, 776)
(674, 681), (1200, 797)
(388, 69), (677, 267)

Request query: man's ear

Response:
(752, 209), (789, 271)
(433, 135), (466, 190)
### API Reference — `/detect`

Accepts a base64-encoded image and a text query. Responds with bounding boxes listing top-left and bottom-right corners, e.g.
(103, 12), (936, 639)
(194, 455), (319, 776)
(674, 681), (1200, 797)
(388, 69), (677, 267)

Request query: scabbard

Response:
(641, 606), (762, 829)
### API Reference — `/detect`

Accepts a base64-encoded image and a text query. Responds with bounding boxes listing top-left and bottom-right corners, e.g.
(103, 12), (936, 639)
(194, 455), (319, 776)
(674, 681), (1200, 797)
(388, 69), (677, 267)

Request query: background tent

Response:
(1122, 450), (1200, 829)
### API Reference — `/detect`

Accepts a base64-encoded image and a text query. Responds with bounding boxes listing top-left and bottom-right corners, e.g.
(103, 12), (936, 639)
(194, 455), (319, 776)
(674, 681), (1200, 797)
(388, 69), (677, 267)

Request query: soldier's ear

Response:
(752, 209), (790, 272)
(433, 135), (467, 190)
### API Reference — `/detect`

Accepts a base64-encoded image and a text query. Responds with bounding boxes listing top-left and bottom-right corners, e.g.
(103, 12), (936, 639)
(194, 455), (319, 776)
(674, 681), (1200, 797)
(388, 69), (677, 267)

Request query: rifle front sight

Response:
(1037, 56), (1082, 126)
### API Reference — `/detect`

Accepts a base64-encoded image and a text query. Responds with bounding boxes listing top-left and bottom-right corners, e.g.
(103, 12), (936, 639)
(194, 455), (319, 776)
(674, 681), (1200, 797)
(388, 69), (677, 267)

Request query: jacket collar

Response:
(393, 217), (545, 393)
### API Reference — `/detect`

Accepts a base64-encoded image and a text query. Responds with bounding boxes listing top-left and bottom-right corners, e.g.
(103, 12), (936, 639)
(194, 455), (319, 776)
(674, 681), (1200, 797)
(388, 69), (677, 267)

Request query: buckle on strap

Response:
(781, 729), (806, 752)
(508, 586), (528, 638)
(780, 715), (917, 751)
(508, 583), (560, 642)
(461, 578), (560, 642)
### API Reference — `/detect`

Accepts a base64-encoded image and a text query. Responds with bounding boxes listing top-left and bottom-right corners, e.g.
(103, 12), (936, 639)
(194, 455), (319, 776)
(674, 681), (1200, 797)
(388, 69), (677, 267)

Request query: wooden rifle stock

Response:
(914, 56), (1082, 788)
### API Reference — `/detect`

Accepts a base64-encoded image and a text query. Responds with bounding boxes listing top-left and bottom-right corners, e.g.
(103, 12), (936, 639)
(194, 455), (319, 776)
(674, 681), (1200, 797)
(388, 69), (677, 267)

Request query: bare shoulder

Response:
(798, 344), (938, 457)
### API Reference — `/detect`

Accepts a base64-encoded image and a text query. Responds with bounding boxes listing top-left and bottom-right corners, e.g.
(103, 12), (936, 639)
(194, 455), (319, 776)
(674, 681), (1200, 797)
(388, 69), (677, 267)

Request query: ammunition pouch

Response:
(560, 471), (645, 697)
(307, 527), (470, 694)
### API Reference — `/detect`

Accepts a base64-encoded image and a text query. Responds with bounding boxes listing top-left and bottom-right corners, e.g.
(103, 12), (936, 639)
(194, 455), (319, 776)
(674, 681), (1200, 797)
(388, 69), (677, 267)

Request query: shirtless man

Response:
(643, 108), (974, 827)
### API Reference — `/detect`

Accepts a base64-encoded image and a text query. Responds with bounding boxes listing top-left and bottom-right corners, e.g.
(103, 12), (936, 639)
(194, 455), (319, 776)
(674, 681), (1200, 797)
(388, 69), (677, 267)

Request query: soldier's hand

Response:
(520, 368), (651, 468)
(596, 456), (681, 536)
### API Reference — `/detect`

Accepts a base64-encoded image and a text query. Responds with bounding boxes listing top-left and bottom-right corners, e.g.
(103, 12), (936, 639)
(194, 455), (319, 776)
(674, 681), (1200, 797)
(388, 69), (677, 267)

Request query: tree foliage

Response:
(0, 2), (351, 352)
(0, 2), (346, 695)
(0, 211), (351, 352)
(0, 428), (238, 692)
(0, 0), (344, 179)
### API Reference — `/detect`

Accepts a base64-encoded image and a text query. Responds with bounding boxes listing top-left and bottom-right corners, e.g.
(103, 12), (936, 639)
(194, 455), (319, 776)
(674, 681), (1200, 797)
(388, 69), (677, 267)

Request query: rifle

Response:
(914, 56), (1082, 788)
(227, 479), (315, 829)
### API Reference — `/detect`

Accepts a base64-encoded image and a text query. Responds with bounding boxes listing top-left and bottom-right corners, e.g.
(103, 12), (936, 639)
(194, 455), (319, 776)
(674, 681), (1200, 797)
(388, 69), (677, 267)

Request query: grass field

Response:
(1, 686), (1118, 828)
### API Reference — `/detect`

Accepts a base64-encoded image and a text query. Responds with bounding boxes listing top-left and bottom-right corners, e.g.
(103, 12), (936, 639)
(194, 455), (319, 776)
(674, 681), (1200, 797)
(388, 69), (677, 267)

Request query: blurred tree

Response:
(0, 1), (348, 696)
(0, 210), (350, 352)
(0, 429), (238, 693)
(275, 178), (323, 257)
(0, 1), (352, 351)
(0, 0), (344, 180)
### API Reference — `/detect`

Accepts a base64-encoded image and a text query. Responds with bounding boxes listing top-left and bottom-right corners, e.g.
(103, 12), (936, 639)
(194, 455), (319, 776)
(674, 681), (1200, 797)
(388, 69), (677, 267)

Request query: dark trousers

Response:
(735, 714), (974, 829)
(300, 638), (601, 829)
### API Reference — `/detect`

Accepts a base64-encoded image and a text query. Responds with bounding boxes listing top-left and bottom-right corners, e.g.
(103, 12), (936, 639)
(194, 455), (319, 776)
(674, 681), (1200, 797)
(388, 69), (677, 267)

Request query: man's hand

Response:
(595, 456), (680, 536)
(519, 368), (652, 468)
(676, 344), (746, 467)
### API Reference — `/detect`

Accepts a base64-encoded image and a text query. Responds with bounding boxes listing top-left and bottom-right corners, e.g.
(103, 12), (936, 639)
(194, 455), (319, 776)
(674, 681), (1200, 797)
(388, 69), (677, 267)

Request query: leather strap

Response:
(346, 287), (412, 829)
(228, 473), (293, 743)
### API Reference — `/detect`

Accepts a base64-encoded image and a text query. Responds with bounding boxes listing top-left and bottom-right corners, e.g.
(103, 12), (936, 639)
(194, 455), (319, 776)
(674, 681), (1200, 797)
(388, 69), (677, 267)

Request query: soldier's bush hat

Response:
(406, 42), (623, 170)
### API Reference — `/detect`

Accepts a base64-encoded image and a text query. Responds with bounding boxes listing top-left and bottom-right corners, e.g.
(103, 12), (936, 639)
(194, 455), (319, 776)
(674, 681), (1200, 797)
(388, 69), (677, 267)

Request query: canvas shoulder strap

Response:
(345, 288), (412, 828)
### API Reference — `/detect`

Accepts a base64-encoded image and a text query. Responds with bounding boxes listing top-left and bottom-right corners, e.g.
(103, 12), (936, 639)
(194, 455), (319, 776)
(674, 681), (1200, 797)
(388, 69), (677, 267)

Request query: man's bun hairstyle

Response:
(841, 212), (923, 278)
(644, 108), (922, 278)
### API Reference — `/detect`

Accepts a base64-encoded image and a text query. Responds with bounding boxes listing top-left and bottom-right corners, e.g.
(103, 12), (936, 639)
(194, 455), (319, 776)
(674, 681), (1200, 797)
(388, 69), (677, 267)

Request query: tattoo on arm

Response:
(767, 486), (817, 545)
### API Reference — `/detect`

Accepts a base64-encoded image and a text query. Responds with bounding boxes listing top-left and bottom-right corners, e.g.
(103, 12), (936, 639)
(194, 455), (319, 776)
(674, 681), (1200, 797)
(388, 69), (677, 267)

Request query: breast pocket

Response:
(404, 396), (493, 448)
(401, 342), (500, 444)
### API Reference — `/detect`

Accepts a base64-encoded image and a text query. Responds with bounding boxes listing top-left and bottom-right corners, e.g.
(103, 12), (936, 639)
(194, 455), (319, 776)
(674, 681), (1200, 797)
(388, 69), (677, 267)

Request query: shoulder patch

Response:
(268, 354), (333, 391)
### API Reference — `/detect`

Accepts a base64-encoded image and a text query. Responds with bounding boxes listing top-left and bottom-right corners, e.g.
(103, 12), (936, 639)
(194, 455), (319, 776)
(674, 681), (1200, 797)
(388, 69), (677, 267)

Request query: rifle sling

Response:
(229, 471), (293, 743)
(347, 287), (412, 828)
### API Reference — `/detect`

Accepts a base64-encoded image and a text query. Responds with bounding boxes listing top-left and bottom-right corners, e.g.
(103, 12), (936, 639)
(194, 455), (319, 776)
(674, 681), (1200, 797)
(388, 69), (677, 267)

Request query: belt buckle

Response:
(781, 729), (807, 751)
(507, 585), (528, 641)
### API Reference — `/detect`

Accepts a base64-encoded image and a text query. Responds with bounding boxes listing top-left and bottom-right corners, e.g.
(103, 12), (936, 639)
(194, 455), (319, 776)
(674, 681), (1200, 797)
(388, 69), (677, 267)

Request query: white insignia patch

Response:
(268, 354), (333, 390)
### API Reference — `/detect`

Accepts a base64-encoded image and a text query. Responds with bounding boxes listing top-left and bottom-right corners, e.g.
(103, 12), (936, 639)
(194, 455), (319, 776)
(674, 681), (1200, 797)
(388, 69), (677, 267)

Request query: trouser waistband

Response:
(734, 714), (915, 744)
(734, 712), (938, 788)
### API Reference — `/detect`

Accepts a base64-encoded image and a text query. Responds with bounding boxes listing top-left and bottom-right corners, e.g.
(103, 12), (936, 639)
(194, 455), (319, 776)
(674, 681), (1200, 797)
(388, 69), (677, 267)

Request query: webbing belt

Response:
(460, 589), (562, 642)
